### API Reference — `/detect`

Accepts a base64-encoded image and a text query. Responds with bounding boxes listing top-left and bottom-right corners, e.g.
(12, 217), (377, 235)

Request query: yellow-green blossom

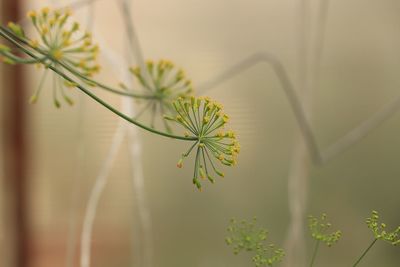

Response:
(308, 213), (342, 247)
(4, 7), (100, 107)
(366, 210), (400, 246)
(164, 96), (240, 190)
(125, 59), (193, 131)
(226, 218), (284, 267)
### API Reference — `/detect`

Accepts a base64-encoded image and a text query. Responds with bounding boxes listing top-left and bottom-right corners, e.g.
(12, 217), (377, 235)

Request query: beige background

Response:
(1, 0), (400, 266)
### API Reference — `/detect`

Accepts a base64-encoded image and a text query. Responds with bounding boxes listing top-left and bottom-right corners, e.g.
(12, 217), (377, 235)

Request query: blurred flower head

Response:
(308, 213), (342, 247)
(125, 59), (193, 131)
(5, 7), (100, 107)
(226, 218), (284, 267)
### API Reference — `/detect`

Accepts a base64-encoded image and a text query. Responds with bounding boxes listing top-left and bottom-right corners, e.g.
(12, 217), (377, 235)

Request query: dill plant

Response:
(307, 213), (341, 267)
(225, 217), (284, 266)
(125, 59), (194, 131)
(0, 4), (399, 267)
(0, 6), (239, 190)
(226, 212), (398, 266)
(352, 210), (400, 267)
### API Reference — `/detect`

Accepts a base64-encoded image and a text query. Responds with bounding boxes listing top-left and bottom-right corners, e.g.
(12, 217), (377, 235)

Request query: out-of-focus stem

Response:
(119, 1), (154, 266)
(309, 240), (320, 267)
(198, 52), (322, 164)
(80, 122), (126, 267)
(65, 1), (95, 266)
(0, 26), (197, 141)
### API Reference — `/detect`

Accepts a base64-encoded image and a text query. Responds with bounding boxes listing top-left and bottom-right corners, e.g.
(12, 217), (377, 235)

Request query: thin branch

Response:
(119, 0), (146, 72)
(312, 0), (330, 86)
(352, 239), (378, 267)
(284, 1), (312, 266)
(65, 0), (96, 266)
(0, 26), (197, 141)
(321, 95), (400, 162)
(79, 21), (131, 267)
(80, 121), (126, 267)
(119, 1), (154, 266)
(198, 49), (400, 166)
(198, 52), (323, 164)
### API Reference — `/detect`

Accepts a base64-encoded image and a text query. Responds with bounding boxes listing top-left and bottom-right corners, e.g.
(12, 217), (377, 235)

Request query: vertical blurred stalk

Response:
(120, 1), (154, 266)
(65, 2), (95, 267)
(284, 1), (311, 267)
(0, 0), (30, 267)
(285, 1), (330, 266)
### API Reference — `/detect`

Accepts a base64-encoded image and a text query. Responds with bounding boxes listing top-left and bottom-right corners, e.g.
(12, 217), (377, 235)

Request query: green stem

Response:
(0, 26), (197, 141)
(0, 26), (153, 99)
(309, 240), (320, 267)
(352, 238), (378, 267)
(1, 50), (47, 64)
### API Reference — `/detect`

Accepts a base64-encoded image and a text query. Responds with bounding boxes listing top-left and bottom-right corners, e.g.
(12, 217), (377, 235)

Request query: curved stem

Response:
(119, 1), (155, 265)
(80, 122), (126, 267)
(65, 2), (96, 267)
(309, 240), (320, 267)
(352, 239), (377, 267)
(0, 26), (196, 141)
(198, 52), (323, 165)
(1, 51), (47, 64)
(0, 26), (152, 99)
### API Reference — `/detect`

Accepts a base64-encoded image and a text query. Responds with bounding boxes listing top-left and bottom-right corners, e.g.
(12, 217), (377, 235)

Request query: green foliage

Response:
(226, 218), (284, 266)
(308, 213), (342, 247)
(366, 210), (400, 246)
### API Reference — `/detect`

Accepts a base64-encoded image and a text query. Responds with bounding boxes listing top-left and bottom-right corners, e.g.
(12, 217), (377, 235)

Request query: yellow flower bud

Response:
(41, 7), (50, 16)
(27, 10), (37, 19)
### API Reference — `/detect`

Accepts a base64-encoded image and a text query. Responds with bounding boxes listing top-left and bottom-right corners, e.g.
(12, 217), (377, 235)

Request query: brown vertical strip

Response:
(1, 0), (30, 267)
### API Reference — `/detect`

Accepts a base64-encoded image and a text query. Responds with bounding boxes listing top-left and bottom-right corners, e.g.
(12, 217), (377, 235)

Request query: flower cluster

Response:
(226, 218), (284, 267)
(125, 59), (193, 131)
(4, 7), (100, 107)
(164, 96), (240, 190)
(0, 43), (15, 64)
(253, 244), (285, 267)
(366, 210), (400, 246)
(308, 213), (342, 247)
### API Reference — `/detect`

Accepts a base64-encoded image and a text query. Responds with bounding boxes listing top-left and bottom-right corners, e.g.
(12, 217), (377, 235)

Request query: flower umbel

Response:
(308, 213), (342, 247)
(164, 96), (240, 190)
(3, 7), (100, 107)
(366, 210), (400, 246)
(226, 218), (284, 267)
(125, 59), (193, 131)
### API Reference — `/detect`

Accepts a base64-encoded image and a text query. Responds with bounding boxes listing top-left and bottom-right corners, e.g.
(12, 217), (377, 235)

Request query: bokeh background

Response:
(1, 0), (400, 267)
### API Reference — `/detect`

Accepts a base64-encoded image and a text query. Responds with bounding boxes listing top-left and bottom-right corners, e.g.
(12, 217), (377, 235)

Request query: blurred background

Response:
(1, 0), (400, 267)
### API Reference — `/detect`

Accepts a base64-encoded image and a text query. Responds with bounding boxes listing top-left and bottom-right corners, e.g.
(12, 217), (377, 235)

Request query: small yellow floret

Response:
(41, 26), (49, 35)
(41, 7), (50, 16)
(29, 39), (39, 48)
(52, 50), (63, 60)
(72, 22), (80, 32)
(27, 10), (36, 19)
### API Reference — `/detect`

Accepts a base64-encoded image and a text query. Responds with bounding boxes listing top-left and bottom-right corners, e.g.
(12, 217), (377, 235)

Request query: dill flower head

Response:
(6, 7), (100, 107)
(26, 7), (99, 75)
(226, 218), (284, 267)
(366, 210), (400, 246)
(164, 96), (240, 190)
(125, 59), (193, 131)
(308, 213), (342, 247)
